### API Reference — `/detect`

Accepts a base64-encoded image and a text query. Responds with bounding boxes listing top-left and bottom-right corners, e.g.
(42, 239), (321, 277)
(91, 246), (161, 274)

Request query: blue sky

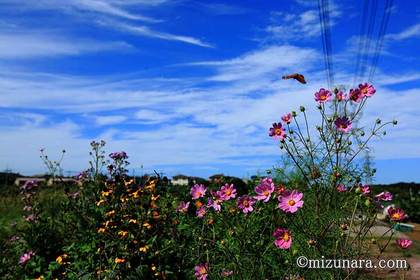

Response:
(0, 0), (419, 183)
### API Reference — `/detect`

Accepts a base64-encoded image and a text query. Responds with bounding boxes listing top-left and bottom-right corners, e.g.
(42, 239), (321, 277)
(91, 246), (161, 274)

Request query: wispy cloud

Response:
(95, 115), (128, 126)
(387, 23), (420, 40)
(0, 30), (133, 59)
(103, 20), (214, 48)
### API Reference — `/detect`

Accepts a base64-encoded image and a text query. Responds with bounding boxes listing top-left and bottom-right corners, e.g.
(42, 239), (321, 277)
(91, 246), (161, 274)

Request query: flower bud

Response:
(393, 120), (398, 125)
(364, 199), (371, 207)
(292, 111), (297, 117)
(360, 131), (365, 136)
(307, 239), (317, 246)
(383, 131), (386, 136)
(300, 106), (305, 112)
(376, 118), (381, 124)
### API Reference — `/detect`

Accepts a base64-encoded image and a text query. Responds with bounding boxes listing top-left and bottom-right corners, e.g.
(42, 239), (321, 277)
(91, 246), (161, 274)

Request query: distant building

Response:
(14, 177), (46, 186)
(172, 175), (189, 186)
(172, 175), (207, 186)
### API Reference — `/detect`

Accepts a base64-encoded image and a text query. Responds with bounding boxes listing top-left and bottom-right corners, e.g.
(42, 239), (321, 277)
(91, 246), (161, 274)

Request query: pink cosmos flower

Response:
(375, 191), (393, 201)
(359, 83), (376, 97)
(194, 263), (209, 280)
(335, 90), (346, 101)
(207, 191), (223, 212)
(336, 184), (347, 192)
(359, 185), (371, 195)
(221, 269), (234, 277)
(314, 88), (332, 103)
(190, 184), (207, 200)
(278, 190), (304, 213)
(349, 88), (364, 103)
(388, 207), (406, 221)
(273, 228), (292, 249)
(269, 123), (286, 141)
(196, 206), (207, 218)
(237, 195), (256, 214)
(334, 116), (352, 133)
(19, 251), (34, 265)
(176, 201), (190, 213)
(396, 239), (412, 249)
(281, 113), (292, 124)
(219, 184), (237, 201)
(25, 214), (36, 222)
(254, 177), (275, 202)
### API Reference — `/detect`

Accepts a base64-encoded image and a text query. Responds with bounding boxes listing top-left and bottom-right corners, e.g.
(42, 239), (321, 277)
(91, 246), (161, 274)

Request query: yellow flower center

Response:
(288, 199), (296, 206)
(283, 233), (290, 241)
(263, 190), (270, 196)
(392, 213), (401, 220)
(275, 128), (282, 135)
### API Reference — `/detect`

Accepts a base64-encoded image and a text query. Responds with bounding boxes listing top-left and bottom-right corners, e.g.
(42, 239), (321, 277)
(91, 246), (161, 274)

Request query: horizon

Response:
(1, 0), (420, 184)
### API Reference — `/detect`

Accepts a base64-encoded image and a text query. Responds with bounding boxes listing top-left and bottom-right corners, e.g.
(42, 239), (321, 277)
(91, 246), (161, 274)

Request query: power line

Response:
(317, 0), (334, 88)
(368, 0), (393, 82)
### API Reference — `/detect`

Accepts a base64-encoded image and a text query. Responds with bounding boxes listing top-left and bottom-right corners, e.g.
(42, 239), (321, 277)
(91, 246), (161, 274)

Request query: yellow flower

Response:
(118, 231), (128, 238)
(139, 245), (149, 253)
(120, 197), (129, 203)
(97, 227), (106, 233)
(96, 199), (105, 206)
(101, 190), (112, 197)
(128, 219), (137, 224)
(151, 194), (160, 201)
(130, 189), (141, 198)
(143, 222), (152, 229)
(115, 257), (126, 264)
(124, 179), (134, 187)
(56, 256), (63, 264)
(105, 210), (115, 217)
(151, 264), (157, 271)
(145, 180), (157, 191)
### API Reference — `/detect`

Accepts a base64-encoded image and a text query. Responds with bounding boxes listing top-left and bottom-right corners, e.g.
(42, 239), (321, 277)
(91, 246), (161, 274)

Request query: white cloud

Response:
(95, 115), (128, 126)
(0, 31), (132, 59)
(387, 23), (420, 40)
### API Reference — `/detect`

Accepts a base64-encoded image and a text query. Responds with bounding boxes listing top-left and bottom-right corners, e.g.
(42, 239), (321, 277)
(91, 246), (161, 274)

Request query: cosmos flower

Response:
(336, 184), (347, 192)
(190, 184), (207, 200)
(176, 201), (190, 213)
(273, 228), (292, 249)
(335, 90), (346, 101)
(237, 195), (256, 214)
(114, 257), (126, 264)
(19, 251), (34, 265)
(359, 185), (371, 195)
(281, 113), (293, 124)
(349, 88), (364, 103)
(207, 195), (222, 212)
(388, 207), (406, 221)
(196, 206), (207, 218)
(109, 151), (128, 160)
(334, 116), (352, 133)
(194, 263), (209, 280)
(269, 123), (286, 141)
(278, 190), (304, 213)
(375, 191), (393, 201)
(254, 177), (275, 202)
(314, 88), (332, 103)
(396, 239), (412, 249)
(358, 83), (376, 97)
(219, 184), (237, 201)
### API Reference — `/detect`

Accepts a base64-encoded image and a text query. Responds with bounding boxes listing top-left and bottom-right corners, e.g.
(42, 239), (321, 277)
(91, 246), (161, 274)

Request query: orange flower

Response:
(118, 231), (128, 238)
(143, 222), (152, 229)
(97, 227), (106, 233)
(115, 257), (126, 264)
(128, 219), (137, 224)
(96, 199), (105, 206)
(195, 201), (204, 208)
(139, 245), (149, 253)
(105, 210), (115, 217)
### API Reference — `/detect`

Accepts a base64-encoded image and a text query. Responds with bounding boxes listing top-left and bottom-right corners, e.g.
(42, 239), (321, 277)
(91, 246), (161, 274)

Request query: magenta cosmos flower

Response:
(273, 228), (292, 249)
(396, 239), (412, 249)
(375, 191), (393, 201)
(388, 207), (406, 221)
(336, 184), (347, 192)
(349, 88), (364, 103)
(176, 201), (190, 213)
(359, 83), (376, 97)
(334, 116), (352, 133)
(269, 123), (286, 141)
(196, 206), (207, 218)
(254, 177), (275, 202)
(335, 90), (346, 101)
(207, 191), (223, 212)
(190, 184), (207, 200)
(237, 195), (256, 214)
(19, 251), (34, 265)
(281, 113), (292, 124)
(278, 190), (304, 213)
(219, 183), (237, 201)
(359, 184), (371, 195)
(314, 88), (332, 103)
(194, 263), (209, 280)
